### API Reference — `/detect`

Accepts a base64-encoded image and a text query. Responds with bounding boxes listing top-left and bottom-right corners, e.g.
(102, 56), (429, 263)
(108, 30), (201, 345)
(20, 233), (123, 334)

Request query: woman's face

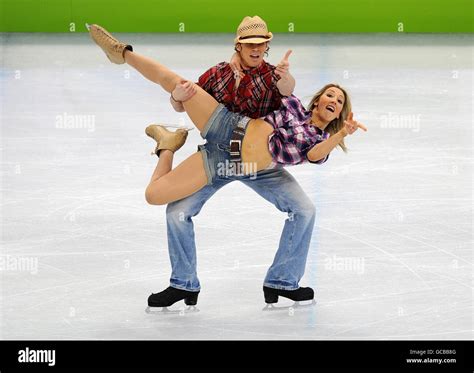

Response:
(237, 42), (267, 68)
(313, 87), (345, 123)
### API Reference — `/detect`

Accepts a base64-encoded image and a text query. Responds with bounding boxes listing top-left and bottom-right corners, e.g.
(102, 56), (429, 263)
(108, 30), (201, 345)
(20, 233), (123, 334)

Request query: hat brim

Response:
(234, 33), (273, 45)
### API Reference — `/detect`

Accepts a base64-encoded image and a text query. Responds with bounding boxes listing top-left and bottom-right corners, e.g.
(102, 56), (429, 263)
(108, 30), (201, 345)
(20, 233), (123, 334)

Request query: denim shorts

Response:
(198, 104), (252, 185)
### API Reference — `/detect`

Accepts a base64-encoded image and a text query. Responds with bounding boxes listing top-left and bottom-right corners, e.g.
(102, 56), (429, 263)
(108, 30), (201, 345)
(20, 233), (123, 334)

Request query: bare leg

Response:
(148, 150), (174, 181)
(145, 152), (208, 205)
(124, 50), (181, 92)
(124, 50), (219, 132)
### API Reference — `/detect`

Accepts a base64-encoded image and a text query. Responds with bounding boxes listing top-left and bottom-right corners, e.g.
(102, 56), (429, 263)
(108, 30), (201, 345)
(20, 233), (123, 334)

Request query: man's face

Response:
(237, 42), (267, 68)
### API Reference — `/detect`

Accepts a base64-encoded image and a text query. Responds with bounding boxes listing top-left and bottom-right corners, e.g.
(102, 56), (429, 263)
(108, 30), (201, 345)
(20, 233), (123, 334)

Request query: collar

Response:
(307, 122), (329, 137)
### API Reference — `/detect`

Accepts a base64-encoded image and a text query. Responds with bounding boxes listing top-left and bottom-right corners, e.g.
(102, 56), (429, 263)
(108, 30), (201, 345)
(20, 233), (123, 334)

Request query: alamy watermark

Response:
(380, 112), (421, 133)
(55, 112), (96, 132)
(18, 347), (55, 367)
(216, 160), (257, 180)
(324, 255), (365, 275)
(0, 255), (38, 275)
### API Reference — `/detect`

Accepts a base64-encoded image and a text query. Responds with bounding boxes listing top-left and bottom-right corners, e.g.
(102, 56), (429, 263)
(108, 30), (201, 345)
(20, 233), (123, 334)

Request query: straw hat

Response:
(234, 16), (273, 44)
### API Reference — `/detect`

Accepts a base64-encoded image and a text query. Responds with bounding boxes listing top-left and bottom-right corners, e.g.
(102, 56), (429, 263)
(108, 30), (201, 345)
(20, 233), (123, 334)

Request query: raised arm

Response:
(307, 112), (367, 162)
(275, 50), (295, 96)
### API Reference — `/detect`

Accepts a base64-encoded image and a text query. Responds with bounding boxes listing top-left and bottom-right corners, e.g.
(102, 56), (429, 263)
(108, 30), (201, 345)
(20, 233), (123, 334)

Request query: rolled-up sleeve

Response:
(305, 136), (330, 165)
(307, 152), (329, 165)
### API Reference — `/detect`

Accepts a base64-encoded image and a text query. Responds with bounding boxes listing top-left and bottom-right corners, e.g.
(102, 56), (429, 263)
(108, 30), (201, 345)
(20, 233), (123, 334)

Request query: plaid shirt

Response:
(198, 61), (282, 119)
(264, 95), (330, 166)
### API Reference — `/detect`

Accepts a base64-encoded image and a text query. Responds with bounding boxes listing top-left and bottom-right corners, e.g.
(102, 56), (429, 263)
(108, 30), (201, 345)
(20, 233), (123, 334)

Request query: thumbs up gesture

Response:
(275, 50), (292, 78)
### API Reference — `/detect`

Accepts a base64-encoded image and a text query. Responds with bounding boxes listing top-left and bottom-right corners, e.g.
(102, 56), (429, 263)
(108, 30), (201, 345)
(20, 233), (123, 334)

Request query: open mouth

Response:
(326, 105), (335, 113)
(250, 54), (260, 60)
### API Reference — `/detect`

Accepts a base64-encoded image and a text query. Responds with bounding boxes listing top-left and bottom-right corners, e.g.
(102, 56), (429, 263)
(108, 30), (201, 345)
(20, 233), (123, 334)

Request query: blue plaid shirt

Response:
(263, 95), (330, 166)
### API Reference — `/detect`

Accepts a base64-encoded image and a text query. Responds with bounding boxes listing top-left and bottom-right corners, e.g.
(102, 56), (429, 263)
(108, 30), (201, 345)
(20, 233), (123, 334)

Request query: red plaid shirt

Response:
(198, 61), (282, 119)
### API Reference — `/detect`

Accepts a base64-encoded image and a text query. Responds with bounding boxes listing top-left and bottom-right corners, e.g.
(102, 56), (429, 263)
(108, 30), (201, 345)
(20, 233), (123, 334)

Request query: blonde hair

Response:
(307, 83), (351, 153)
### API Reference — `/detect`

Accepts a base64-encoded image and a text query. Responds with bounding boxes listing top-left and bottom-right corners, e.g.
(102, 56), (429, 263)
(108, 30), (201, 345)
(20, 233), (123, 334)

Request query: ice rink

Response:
(1, 32), (472, 340)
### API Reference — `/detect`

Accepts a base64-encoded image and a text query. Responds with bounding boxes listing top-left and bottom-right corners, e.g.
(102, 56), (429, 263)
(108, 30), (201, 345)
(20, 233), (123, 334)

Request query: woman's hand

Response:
(341, 112), (368, 136)
(230, 52), (245, 80)
(171, 80), (197, 102)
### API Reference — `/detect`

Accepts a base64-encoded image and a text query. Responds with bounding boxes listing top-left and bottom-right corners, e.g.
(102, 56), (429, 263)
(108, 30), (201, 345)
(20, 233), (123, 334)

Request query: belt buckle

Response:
(230, 139), (241, 156)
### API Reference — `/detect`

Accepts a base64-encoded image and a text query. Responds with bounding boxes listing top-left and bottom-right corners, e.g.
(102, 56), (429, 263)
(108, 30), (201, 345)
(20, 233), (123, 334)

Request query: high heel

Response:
(145, 124), (190, 157)
(184, 292), (199, 306)
(263, 286), (314, 304)
(264, 291), (279, 304)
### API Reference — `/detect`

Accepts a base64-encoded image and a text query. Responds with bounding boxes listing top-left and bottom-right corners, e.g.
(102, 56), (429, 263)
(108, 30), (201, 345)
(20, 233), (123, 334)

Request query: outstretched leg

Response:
(145, 150), (208, 205)
(124, 50), (181, 92)
(124, 50), (219, 132)
(88, 24), (220, 132)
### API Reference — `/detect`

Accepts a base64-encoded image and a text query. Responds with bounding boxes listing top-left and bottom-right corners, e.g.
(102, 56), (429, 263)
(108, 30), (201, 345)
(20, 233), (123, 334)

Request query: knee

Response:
(290, 201), (316, 221)
(166, 198), (196, 222)
(307, 202), (316, 216)
(145, 185), (167, 206)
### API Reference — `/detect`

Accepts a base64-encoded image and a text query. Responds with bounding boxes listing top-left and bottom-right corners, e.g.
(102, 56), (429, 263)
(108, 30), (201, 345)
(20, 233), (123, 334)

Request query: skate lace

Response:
(96, 27), (123, 51)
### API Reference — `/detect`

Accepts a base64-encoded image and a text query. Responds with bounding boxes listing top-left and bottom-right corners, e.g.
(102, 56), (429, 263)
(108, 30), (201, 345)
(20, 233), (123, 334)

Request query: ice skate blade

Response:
(160, 124), (194, 131)
(145, 305), (200, 314)
(262, 299), (316, 311)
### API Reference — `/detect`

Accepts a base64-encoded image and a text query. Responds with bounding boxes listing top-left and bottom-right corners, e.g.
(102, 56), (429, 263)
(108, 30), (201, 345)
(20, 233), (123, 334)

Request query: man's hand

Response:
(172, 80), (197, 102)
(275, 50), (295, 96)
(341, 112), (368, 136)
(275, 50), (292, 78)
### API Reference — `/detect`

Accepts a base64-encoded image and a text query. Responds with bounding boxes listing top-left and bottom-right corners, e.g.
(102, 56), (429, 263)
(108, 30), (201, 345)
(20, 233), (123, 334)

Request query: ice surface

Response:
(0, 33), (472, 340)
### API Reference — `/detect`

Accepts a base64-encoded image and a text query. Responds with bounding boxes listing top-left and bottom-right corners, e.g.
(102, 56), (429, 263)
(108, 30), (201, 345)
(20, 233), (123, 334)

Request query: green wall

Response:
(0, 0), (472, 33)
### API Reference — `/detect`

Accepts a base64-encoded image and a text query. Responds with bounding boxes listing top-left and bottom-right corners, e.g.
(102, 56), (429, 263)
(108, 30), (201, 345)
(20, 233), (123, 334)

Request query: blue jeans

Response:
(165, 104), (316, 291)
(198, 104), (254, 185)
(166, 168), (316, 291)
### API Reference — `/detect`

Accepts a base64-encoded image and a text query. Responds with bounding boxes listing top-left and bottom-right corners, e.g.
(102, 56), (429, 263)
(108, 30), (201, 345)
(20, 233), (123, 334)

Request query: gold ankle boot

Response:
(87, 23), (133, 64)
(145, 125), (189, 156)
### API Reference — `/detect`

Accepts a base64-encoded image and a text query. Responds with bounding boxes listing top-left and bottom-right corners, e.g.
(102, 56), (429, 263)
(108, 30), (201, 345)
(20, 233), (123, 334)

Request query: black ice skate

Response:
(262, 286), (316, 311)
(145, 286), (200, 314)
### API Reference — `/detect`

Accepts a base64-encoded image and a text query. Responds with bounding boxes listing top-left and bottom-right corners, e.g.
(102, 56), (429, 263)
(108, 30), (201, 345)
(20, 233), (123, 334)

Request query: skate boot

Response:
(263, 286), (314, 304)
(147, 286), (200, 308)
(86, 23), (133, 64)
(145, 124), (189, 157)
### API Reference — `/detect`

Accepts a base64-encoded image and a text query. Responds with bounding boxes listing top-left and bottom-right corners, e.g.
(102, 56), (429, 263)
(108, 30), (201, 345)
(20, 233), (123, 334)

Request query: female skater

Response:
(88, 24), (367, 307)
